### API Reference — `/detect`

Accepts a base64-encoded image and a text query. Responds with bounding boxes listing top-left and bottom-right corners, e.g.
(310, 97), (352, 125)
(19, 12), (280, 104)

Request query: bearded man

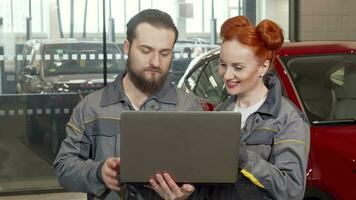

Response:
(54, 9), (205, 200)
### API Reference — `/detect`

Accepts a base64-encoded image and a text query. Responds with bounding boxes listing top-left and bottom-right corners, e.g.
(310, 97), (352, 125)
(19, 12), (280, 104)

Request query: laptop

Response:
(119, 111), (241, 184)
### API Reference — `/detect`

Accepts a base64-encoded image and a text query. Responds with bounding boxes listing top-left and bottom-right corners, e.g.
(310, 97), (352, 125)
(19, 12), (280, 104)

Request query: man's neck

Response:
(122, 75), (149, 109)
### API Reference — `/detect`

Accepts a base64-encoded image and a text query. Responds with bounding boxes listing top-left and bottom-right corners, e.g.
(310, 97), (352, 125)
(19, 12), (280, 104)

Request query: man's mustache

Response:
(144, 67), (162, 73)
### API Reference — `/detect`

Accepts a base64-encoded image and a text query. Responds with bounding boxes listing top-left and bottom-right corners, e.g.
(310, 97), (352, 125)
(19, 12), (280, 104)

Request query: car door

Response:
(281, 53), (356, 200)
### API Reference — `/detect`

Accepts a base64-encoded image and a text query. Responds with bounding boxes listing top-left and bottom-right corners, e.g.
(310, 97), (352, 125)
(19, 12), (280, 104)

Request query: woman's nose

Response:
(223, 66), (235, 80)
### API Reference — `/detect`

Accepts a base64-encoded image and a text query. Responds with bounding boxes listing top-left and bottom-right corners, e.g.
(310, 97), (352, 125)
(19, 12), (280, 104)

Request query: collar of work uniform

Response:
(222, 73), (282, 120)
(100, 72), (178, 107)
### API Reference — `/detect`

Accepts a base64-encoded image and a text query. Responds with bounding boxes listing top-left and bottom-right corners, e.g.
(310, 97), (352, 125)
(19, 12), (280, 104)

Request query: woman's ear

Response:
(259, 59), (270, 77)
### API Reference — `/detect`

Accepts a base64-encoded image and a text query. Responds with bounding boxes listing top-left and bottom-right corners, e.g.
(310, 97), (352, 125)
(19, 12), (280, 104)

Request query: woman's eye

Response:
(233, 66), (242, 71)
(232, 64), (243, 71)
(220, 63), (227, 67)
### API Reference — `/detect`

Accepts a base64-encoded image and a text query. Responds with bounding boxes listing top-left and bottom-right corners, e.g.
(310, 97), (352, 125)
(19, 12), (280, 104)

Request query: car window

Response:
(185, 63), (203, 91)
(42, 43), (125, 76)
(194, 57), (226, 105)
(330, 66), (345, 86)
(32, 45), (41, 71)
(20, 44), (34, 68)
(184, 56), (226, 105)
(283, 54), (356, 121)
(170, 58), (193, 85)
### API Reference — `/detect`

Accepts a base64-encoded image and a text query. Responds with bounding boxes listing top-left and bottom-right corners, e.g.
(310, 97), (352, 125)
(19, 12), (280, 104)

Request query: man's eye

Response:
(141, 49), (150, 54)
(161, 52), (170, 57)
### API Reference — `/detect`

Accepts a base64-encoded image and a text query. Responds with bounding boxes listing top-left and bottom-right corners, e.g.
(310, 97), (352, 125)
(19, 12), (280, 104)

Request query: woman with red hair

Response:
(211, 16), (310, 199)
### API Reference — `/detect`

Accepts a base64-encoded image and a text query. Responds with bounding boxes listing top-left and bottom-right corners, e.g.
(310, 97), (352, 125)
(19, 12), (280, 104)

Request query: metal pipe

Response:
(211, 0), (214, 19)
(124, 0), (127, 31)
(289, 0), (299, 42)
(26, 0), (32, 40)
(40, 0), (44, 33)
(83, 0), (88, 38)
(10, 0), (13, 32)
(210, 0), (217, 44)
(70, 0), (74, 38)
(29, 0), (32, 18)
(109, 0), (112, 18)
(202, 0), (204, 32)
(56, 0), (64, 38)
(103, 0), (107, 86)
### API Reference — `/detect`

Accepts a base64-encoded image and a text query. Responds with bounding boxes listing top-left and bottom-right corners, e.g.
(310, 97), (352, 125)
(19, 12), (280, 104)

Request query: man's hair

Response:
(126, 9), (178, 44)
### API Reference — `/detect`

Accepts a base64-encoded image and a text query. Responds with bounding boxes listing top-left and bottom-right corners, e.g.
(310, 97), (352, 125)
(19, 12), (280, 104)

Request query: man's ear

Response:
(259, 59), (270, 77)
(123, 39), (130, 55)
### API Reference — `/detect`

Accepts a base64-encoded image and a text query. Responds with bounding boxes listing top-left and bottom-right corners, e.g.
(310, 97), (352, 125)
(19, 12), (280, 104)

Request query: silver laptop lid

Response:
(120, 111), (241, 183)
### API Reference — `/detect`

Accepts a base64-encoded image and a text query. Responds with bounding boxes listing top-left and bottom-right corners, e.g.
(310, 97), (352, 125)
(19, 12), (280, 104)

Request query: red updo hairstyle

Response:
(220, 16), (284, 64)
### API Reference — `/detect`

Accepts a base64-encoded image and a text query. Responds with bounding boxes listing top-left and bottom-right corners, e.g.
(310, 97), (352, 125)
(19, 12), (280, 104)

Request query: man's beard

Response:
(126, 55), (170, 95)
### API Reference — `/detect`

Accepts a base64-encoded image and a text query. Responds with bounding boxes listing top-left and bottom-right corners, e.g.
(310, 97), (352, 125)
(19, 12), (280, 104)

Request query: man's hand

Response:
(149, 173), (195, 200)
(101, 157), (121, 191)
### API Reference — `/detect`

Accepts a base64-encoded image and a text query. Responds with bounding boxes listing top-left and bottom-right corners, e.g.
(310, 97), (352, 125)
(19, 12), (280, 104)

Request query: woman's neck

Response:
(236, 83), (268, 108)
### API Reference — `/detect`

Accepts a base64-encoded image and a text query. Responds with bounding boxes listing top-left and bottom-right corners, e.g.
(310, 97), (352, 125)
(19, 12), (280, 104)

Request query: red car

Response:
(178, 41), (356, 200)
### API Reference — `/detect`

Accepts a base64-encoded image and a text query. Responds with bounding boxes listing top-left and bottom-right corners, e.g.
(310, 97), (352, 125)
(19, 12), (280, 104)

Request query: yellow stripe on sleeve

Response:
(84, 117), (121, 124)
(274, 139), (305, 146)
(256, 127), (278, 133)
(67, 122), (84, 134)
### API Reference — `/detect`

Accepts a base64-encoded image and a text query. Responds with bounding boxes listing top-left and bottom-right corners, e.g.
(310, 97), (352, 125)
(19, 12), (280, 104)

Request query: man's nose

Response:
(149, 52), (160, 67)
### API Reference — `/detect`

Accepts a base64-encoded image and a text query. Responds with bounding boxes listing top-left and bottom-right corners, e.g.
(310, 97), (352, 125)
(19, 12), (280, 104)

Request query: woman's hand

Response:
(149, 173), (195, 200)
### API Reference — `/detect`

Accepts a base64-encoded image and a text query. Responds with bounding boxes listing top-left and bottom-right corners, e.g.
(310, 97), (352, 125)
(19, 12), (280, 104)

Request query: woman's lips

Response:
(226, 81), (240, 89)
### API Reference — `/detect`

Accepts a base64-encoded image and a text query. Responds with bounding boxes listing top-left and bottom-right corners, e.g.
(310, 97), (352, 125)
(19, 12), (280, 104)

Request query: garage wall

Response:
(300, 0), (356, 41)
(265, 0), (289, 40)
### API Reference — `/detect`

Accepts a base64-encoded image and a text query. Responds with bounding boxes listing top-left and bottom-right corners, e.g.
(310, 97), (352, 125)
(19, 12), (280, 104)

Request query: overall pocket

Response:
(85, 118), (120, 160)
(244, 128), (275, 161)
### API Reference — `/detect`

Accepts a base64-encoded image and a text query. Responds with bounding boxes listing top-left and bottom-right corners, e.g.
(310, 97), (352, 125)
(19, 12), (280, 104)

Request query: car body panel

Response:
(308, 125), (356, 199)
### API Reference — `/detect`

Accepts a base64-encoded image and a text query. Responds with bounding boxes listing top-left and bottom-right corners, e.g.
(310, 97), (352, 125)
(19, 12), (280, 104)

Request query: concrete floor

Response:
(0, 131), (86, 199)
(0, 117), (60, 193)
